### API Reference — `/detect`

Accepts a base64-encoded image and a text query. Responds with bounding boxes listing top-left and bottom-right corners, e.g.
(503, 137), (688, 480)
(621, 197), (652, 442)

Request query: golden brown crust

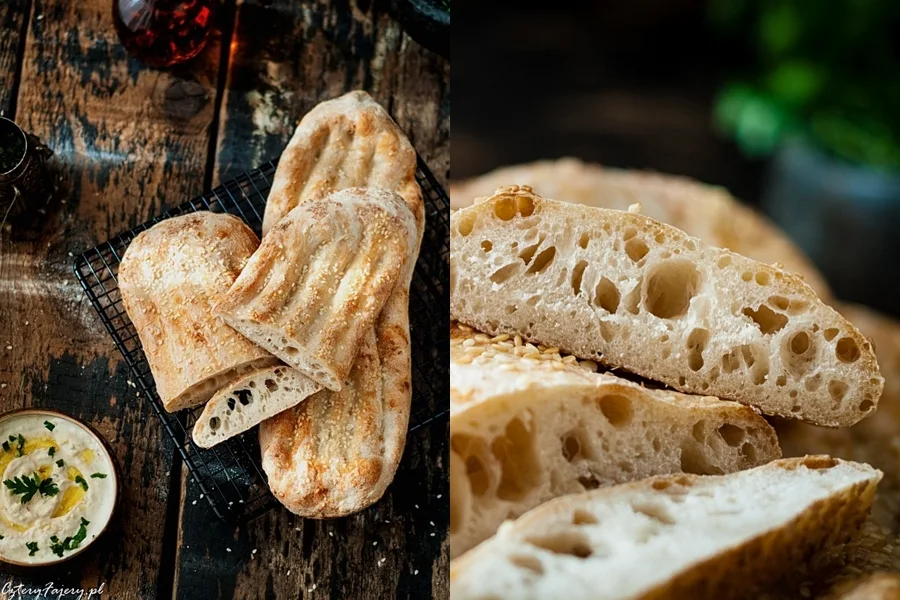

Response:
(450, 158), (831, 298)
(263, 90), (423, 237)
(118, 212), (277, 411)
(258, 92), (424, 516)
(216, 188), (416, 391)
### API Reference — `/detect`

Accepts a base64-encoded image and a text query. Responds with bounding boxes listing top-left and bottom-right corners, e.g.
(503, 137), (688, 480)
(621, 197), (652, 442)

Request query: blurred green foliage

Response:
(710, 0), (900, 170)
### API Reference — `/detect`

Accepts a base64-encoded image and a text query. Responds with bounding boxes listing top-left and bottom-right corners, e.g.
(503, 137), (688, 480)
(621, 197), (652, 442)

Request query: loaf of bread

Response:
(216, 188), (417, 392)
(450, 188), (883, 426)
(258, 98), (425, 515)
(450, 456), (882, 600)
(262, 90), (423, 237)
(259, 323), (410, 517)
(192, 365), (320, 448)
(119, 212), (278, 412)
(450, 158), (831, 298)
(450, 323), (780, 558)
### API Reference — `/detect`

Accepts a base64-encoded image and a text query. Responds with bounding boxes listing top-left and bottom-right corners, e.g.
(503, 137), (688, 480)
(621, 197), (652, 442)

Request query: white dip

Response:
(0, 414), (116, 564)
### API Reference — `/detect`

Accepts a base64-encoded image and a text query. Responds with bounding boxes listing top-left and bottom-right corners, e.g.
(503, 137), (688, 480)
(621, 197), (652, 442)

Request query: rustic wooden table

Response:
(0, 1), (450, 598)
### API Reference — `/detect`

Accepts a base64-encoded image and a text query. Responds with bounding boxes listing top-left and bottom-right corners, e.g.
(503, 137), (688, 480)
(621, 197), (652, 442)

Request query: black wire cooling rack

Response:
(73, 157), (449, 522)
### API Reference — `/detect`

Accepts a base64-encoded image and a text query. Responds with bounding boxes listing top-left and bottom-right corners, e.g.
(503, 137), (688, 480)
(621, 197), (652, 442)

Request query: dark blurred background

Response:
(454, 0), (900, 316)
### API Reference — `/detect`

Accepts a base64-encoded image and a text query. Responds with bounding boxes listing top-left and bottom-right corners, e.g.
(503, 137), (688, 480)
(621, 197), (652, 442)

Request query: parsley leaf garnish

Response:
(56, 459), (64, 467)
(74, 475), (88, 492)
(3, 473), (59, 503)
(1, 442), (8, 453)
(48, 446), (56, 457)
(43, 421), (55, 432)
(25, 541), (38, 556)
(16, 434), (25, 457)
(90, 472), (107, 479)
(48, 518), (90, 557)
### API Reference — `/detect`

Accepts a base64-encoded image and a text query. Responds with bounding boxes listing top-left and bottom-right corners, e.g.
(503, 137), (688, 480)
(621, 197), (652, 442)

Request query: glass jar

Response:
(113, 0), (216, 68)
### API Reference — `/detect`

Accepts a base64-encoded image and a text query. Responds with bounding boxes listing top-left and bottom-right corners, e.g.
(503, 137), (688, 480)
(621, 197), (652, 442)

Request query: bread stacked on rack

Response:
(120, 91), (425, 517)
(449, 162), (894, 598)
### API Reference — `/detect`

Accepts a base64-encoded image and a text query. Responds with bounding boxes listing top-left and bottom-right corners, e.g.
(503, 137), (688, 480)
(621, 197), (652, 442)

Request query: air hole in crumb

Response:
(828, 380), (848, 403)
(686, 328), (710, 371)
(742, 305), (788, 335)
(490, 263), (521, 284)
(836, 337), (860, 363)
(741, 443), (757, 462)
(504, 305), (517, 314)
(525, 532), (593, 559)
(248, 381), (256, 389)
(776, 375), (787, 387)
(226, 398), (236, 411)
(451, 434), (491, 497)
(625, 238), (649, 262)
(526, 247), (556, 274)
(236, 389), (252, 406)
(493, 196), (518, 220)
(578, 474), (601, 490)
(457, 212), (476, 236)
(578, 233), (590, 249)
(643, 260), (700, 319)
(824, 328), (839, 342)
(741, 271), (753, 282)
(790, 332), (810, 355)
(805, 373), (822, 392)
(481, 240), (493, 252)
(652, 438), (662, 452)
(623, 226), (637, 241)
(768, 296), (790, 311)
(516, 195), (535, 216)
(571, 260), (588, 296)
(572, 509), (598, 525)
(598, 394), (633, 427)
(631, 501), (675, 525)
(655, 233), (665, 244)
(508, 554), (543, 575)
(717, 256), (732, 269)
(209, 417), (220, 430)
(561, 429), (593, 463)
(755, 272), (771, 286)
(518, 240), (542, 266)
(593, 277), (620, 313)
(691, 421), (705, 442)
(492, 416), (540, 501)
(718, 424), (746, 447)
(722, 351), (740, 374)
(801, 456), (838, 470)
(860, 399), (874, 412)
(265, 379), (278, 393)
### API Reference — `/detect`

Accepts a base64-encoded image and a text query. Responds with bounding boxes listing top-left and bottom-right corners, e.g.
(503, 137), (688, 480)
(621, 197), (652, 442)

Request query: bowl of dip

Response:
(0, 409), (119, 569)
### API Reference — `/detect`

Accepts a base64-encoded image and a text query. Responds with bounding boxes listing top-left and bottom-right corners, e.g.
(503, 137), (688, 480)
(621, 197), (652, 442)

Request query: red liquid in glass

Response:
(113, 0), (215, 68)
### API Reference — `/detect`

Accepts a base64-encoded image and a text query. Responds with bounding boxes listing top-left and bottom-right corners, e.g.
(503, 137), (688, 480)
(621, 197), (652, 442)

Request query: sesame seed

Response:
(414, 570), (419, 575)
(226, 548), (231, 552)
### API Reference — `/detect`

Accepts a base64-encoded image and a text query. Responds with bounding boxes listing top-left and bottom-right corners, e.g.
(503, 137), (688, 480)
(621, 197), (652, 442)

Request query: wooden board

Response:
(0, 0), (223, 596)
(172, 1), (450, 599)
(0, 0), (28, 115)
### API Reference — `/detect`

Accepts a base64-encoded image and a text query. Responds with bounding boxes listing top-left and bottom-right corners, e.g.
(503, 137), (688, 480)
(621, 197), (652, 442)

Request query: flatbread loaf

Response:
(262, 90), (422, 236)
(258, 91), (425, 517)
(450, 456), (882, 600)
(449, 323), (780, 558)
(216, 187), (417, 391)
(119, 212), (278, 412)
(450, 188), (883, 426)
(450, 158), (831, 298)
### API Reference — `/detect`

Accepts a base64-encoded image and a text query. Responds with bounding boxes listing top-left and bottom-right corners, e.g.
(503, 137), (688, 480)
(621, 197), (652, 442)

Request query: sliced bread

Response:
(191, 365), (321, 448)
(450, 188), (883, 426)
(449, 158), (831, 298)
(450, 323), (780, 558)
(216, 187), (418, 391)
(118, 212), (279, 412)
(450, 456), (882, 600)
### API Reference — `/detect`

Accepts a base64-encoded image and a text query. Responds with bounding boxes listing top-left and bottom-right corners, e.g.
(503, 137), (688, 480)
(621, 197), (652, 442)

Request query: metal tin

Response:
(0, 118), (53, 224)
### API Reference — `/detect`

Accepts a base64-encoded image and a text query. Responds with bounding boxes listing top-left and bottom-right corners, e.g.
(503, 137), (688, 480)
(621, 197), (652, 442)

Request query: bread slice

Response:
(450, 188), (883, 426)
(450, 456), (882, 600)
(259, 323), (410, 517)
(216, 187), (417, 391)
(118, 212), (279, 412)
(262, 90), (423, 237)
(449, 158), (831, 298)
(191, 365), (321, 448)
(449, 323), (781, 558)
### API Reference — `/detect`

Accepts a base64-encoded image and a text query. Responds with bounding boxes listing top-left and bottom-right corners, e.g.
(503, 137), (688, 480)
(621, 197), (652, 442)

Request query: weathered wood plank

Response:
(0, 0), (28, 115)
(0, 0), (224, 596)
(174, 1), (450, 599)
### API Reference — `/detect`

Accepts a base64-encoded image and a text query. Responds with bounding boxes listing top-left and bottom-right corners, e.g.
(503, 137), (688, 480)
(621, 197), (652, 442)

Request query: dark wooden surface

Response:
(0, 1), (449, 598)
